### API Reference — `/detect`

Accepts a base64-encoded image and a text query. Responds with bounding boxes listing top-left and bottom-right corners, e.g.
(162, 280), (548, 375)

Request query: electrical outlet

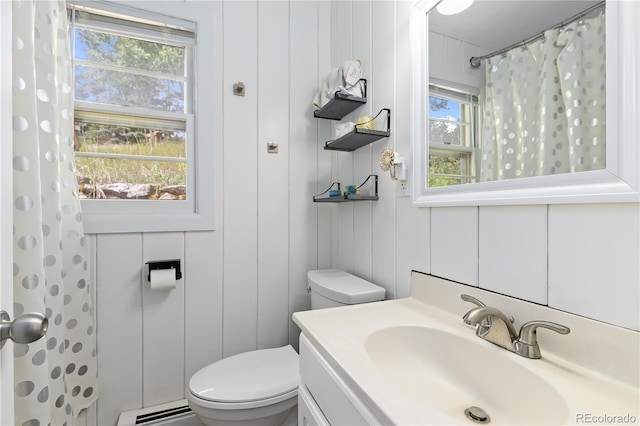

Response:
(398, 180), (410, 197)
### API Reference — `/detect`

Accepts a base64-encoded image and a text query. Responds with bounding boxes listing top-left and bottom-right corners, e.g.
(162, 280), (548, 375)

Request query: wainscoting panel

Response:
(183, 231), (223, 397)
(430, 207), (480, 286)
(142, 232), (185, 407)
(548, 203), (640, 330)
(95, 233), (144, 425)
(479, 205), (548, 304)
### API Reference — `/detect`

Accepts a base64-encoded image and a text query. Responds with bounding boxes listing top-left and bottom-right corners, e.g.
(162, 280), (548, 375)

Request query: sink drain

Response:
(464, 406), (491, 424)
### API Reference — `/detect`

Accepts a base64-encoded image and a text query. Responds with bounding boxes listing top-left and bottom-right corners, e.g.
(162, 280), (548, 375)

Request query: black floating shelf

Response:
(324, 128), (389, 152)
(324, 108), (391, 152)
(313, 175), (378, 203)
(314, 194), (379, 203)
(313, 79), (367, 120)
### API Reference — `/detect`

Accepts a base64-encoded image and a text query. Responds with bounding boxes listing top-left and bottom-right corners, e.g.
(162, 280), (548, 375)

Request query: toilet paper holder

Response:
(146, 259), (182, 282)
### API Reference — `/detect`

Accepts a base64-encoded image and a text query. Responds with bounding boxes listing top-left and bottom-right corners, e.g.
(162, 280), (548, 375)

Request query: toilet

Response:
(187, 269), (385, 426)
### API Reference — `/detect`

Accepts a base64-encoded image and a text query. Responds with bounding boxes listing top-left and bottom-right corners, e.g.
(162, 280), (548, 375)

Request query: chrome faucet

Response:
(461, 294), (570, 359)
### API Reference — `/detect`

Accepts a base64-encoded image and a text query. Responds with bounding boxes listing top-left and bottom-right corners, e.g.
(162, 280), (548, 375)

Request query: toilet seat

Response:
(188, 387), (298, 411)
(188, 345), (299, 410)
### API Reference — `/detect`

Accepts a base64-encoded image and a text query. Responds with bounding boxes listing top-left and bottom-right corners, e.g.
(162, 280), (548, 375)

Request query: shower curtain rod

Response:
(469, 1), (605, 68)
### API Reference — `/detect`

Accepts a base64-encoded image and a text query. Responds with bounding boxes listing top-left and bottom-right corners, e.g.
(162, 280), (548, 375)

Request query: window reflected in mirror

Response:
(428, 85), (478, 187)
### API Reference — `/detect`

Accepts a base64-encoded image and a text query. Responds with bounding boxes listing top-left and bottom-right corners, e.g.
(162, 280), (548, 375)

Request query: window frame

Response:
(68, 1), (215, 233)
(427, 83), (478, 187)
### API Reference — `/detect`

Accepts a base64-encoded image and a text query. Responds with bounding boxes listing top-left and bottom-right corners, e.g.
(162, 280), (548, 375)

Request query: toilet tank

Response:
(307, 269), (385, 309)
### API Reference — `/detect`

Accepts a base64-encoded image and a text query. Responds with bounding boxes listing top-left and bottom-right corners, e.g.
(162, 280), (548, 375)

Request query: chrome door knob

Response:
(0, 310), (48, 349)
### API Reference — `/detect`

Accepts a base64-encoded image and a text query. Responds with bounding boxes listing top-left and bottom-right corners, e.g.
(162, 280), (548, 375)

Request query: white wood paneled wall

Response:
(394, 1), (431, 299)
(222, 0), (259, 359)
(334, 0), (356, 277)
(429, 31), (489, 89)
(331, 1), (639, 332)
(89, 1), (331, 424)
(288, 0), (333, 347)
(87, 1), (639, 424)
(330, 1), (433, 301)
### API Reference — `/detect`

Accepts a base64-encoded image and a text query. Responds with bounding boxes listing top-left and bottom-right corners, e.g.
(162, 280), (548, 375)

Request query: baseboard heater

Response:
(117, 399), (200, 426)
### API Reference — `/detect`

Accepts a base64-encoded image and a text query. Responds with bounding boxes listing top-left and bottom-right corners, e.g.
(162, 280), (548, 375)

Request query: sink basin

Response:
(365, 325), (569, 425)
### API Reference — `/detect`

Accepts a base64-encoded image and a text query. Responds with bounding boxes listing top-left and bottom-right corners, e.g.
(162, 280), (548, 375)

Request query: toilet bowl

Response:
(187, 345), (299, 426)
(187, 269), (385, 426)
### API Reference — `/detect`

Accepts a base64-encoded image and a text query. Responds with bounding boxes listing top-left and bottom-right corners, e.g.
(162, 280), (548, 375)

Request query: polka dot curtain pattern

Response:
(12, 1), (98, 424)
(480, 8), (606, 182)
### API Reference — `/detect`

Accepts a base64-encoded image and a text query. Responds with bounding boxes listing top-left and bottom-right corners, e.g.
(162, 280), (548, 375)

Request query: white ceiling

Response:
(428, 0), (602, 50)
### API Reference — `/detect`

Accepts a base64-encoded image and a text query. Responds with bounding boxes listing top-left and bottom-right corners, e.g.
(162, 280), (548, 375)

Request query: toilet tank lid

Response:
(189, 345), (299, 403)
(307, 269), (385, 304)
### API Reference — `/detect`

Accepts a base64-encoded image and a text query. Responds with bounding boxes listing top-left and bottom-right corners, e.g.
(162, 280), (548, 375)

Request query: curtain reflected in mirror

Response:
(427, 1), (606, 187)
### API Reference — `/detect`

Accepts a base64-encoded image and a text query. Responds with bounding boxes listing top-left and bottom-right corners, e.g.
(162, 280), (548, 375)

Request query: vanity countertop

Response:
(293, 273), (640, 425)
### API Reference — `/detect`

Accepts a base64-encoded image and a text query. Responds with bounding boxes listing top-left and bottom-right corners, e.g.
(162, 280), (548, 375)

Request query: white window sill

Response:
(82, 211), (214, 234)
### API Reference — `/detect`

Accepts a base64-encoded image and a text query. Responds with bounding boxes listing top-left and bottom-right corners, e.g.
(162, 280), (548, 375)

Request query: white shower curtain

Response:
(480, 8), (606, 181)
(12, 1), (98, 424)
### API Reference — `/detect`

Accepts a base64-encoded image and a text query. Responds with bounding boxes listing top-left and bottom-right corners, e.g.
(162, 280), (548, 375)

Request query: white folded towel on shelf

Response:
(334, 122), (355, 139)
(313, 59), (364, 110)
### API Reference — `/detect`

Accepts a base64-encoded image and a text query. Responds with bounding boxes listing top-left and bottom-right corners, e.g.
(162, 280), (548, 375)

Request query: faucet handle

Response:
(460, 295), (492, 334)
(516, 321), (570, 359)
(460, 294), (514, 325)
(461, 294), (485, 308)
(519, 321), (570, 344)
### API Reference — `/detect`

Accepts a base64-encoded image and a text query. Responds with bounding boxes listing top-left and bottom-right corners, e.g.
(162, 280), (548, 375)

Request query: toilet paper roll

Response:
(149, 268), (177, 291)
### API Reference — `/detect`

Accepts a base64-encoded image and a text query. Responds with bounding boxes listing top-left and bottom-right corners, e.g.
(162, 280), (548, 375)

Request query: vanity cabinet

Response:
(298, 385), (329, 426)
(298, 334), (379, 426)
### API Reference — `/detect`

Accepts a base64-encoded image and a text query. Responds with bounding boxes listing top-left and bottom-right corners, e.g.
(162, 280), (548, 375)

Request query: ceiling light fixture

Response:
(436, 0), (475, 16)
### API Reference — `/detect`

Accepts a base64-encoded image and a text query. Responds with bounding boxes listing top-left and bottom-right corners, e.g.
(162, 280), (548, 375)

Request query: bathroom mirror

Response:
(410, 0), (640, 206)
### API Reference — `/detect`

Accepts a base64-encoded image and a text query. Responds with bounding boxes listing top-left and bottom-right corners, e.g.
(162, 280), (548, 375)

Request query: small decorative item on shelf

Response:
(329, 188), (342, 197)
(344, 184), (361, 196)
(356, 115), (375, 130)
(313, 182), (341, 202)
(334, 121), (355, 139)
(313, 60), (365, 113)
(312, 78), (368, 120)
(324, 108), (391, 152)
(313, 175), (378, 203)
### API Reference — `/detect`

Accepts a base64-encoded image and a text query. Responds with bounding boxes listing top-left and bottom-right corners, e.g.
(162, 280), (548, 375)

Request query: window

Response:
(67, 2), (213, 233)
(69, 4), (194, 202)
(428, 84), (478, 187)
